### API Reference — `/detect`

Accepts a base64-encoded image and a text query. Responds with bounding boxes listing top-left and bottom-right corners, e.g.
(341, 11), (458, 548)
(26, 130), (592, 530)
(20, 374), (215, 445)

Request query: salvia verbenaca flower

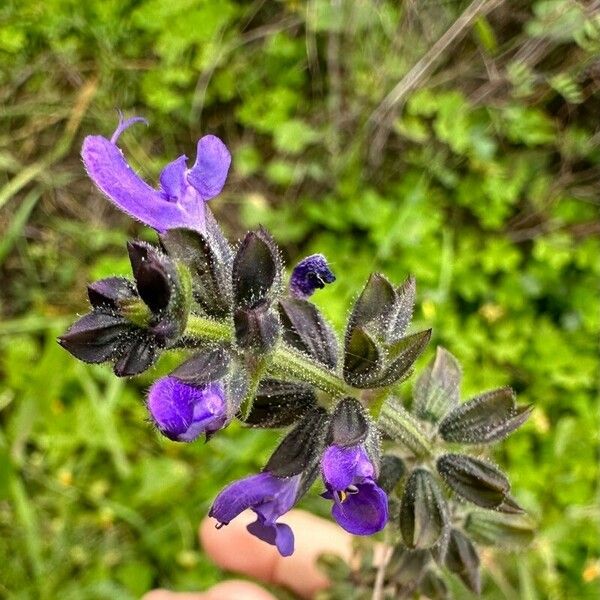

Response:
(82, 115), (230, 233)
(320, 397), (388, 535)
(146, 376), (227, 442)
(209, 472), (301, 556)
(209, 407), (330, 556)
(60, 121), (533, 596)
(289, 253), (336, 299)
(321, 444), (388, 535)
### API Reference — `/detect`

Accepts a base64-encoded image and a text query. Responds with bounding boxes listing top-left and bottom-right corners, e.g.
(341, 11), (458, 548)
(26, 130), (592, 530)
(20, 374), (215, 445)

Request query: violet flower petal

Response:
(159, 155), (188, 202)
(209, 472), (298, 526)
(146, 376), (226, 441)
(210, 472), (300, 556)
(322, 445), (361, 491)
(322, 445), (375, 491)
(247, 517), (295, 557)
(187, 135), (231, 200)
(290, 254), (336, 299)
(331, 480), (388, 535)
(82, 135), (185, 232)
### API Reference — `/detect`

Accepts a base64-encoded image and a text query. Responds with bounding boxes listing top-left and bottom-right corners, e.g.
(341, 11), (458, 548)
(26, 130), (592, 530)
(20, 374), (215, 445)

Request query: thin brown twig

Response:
(327, 0), (343, 162)
(368, 0), (503, 126)
(0, 76), (98, 210)
(371, 544), (393, 600)
(366, 0), (504, 165)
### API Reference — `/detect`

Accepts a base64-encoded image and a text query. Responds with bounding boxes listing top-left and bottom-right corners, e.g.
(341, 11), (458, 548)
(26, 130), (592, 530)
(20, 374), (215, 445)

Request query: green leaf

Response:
(413, 347), (461, 423)
(273, 119), (319, 155)
(504, 106), (555, 146)
(465, 511), (535, 548)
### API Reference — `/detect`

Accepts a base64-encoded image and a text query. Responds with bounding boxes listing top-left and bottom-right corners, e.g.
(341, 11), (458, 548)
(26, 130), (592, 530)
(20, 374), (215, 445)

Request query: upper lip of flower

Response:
(289, 253), (336, 299)
(81, 114), (231, 233)
(208, 471), (301, 556)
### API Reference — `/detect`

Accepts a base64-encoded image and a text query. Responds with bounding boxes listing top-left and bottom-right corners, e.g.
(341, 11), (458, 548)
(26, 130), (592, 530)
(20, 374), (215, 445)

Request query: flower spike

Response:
(62, 121), (534, 596)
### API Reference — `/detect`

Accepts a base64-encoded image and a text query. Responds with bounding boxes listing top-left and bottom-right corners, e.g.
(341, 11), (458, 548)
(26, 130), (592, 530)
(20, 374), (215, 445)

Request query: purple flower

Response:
(290, 254), (335, 299)
(209, 472), (301, 557)
(146, 376), (227, 441)
(82, 115), (231, 233)
(321, 444), (388, 535)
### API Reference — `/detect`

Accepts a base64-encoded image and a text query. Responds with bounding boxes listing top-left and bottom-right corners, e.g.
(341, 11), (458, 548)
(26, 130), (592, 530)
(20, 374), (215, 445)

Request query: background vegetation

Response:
(1, 0), (599, 598)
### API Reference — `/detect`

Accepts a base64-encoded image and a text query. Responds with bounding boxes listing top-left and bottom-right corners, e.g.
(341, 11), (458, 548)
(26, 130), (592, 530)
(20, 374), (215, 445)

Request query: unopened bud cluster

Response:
(59, 119), (534, 597)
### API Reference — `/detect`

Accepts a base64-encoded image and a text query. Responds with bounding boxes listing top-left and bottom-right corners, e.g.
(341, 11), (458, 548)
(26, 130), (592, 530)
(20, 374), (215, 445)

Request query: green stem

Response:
(379, 397), (433, 458)
(183, 316), (432, 455)
(270, 344), (354, 397)
(184, 315), (233, 343)
(184, 315), (353, 399)
(239, 356), (269, 419)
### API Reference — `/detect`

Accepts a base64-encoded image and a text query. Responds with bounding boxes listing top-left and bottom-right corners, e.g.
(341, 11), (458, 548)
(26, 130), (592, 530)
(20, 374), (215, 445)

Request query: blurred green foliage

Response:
(1, 0), (599, 598)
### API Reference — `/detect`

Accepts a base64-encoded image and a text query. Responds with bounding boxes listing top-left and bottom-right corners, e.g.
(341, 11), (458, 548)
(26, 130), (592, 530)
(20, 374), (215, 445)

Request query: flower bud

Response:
(437, 453), (510, 509)
(127, 241), (191, 343)
(347, 273), (397, 335)
(87, 276), (137, 310)
(444, 529), (481, 595)
(127, 241), (173, 314)
(439, 387), (532, 444)
(232, 228), (281, 309)
(58, 311), (131, 364)
(147, 376), (227, 441)
(234, 304), (280, 353)
(289, 254), (335, 299)
(400, 468), (448, 549)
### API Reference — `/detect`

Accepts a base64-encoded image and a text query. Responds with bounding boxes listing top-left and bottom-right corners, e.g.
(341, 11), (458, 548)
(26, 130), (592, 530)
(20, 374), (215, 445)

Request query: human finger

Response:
(142, 579), (277, 600)
(200, 509), (353, 599)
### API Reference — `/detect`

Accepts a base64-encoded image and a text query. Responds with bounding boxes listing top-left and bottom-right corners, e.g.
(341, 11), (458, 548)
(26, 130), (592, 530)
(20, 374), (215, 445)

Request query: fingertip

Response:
(204, 581), (277, 600)
(200, 510), (279, 583)
(272, 510), (353, 598)
(141, 581), (275, 600)
(141, 591), (206, 600)
(141, 591), (167, 600)
(199, 509), (354, 599)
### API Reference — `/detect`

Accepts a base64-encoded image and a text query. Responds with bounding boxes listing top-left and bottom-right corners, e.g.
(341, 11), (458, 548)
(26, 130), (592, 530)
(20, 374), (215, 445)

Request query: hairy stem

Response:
(184, 314), (233, 343)
(184, 315), (353, 399)
(270, 344), (353, 397)
(379, 397), (434, 458)
(239, 356), (269, 420)
(184, 316), (432, 457)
